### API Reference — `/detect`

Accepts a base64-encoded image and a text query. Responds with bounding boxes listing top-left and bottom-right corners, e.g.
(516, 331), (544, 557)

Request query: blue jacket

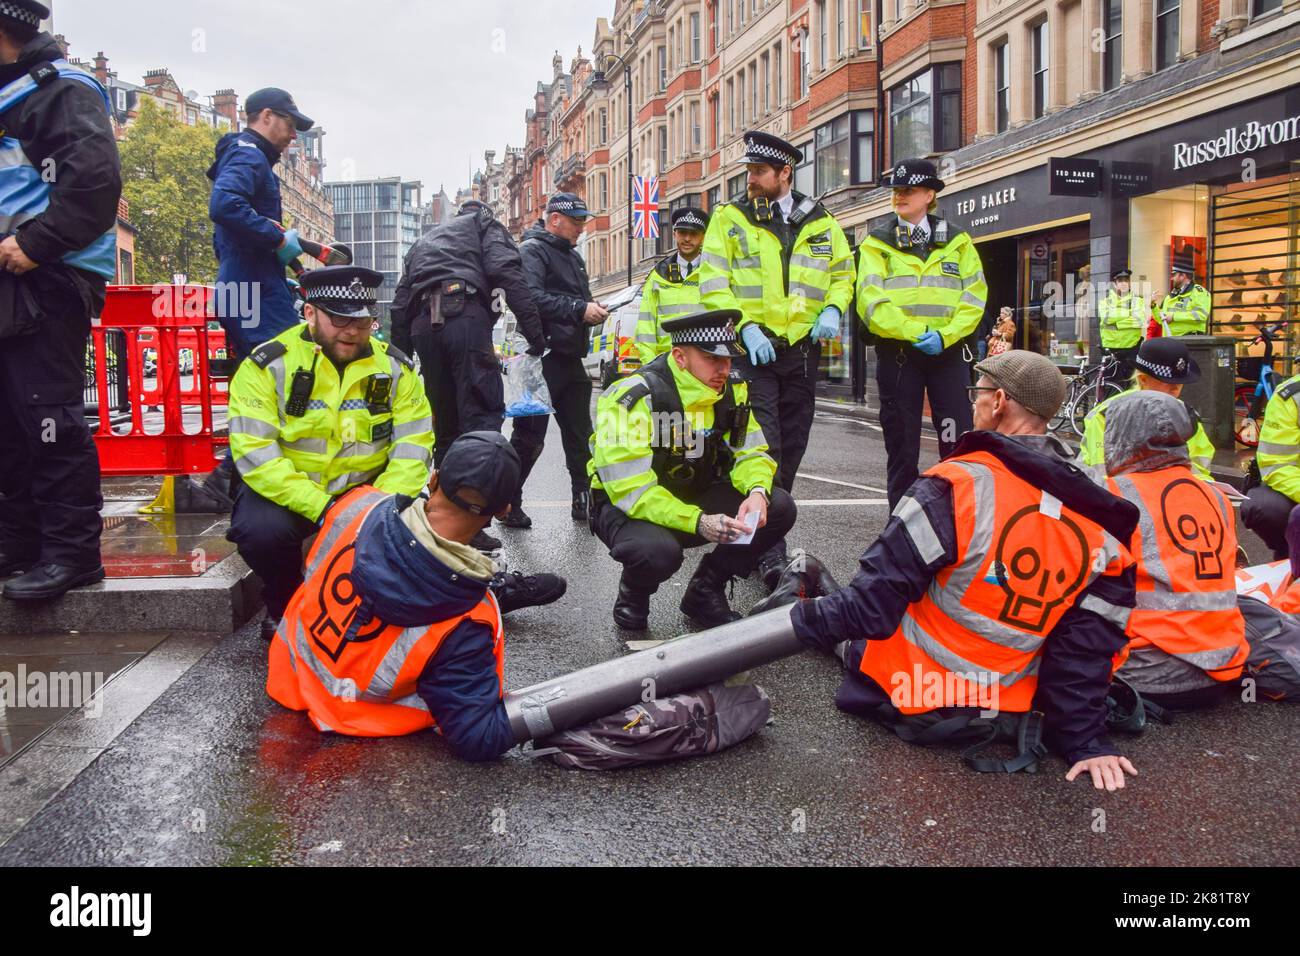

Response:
(792, 431), (1139, 766)
(349, 496), (514, 762)
(207, 129), (298, 357)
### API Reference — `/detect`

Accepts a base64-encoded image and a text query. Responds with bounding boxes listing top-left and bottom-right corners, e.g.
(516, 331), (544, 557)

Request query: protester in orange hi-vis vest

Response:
(267, 432), (564, 759)
(786, 351), (1142, 791)
(1102, 391), (1248, 708)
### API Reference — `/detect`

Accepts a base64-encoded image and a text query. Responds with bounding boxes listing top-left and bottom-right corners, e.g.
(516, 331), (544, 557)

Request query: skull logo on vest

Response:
(1160, 478), (1224, 580)
(992, 506), (1090, 632)
(308, 543), (386, 661)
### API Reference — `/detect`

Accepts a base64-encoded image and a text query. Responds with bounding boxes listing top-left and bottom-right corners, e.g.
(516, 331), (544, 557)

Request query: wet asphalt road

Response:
(2, 406), (1297, 866)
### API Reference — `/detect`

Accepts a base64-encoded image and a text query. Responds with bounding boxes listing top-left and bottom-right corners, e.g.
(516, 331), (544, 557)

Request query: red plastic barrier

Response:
(91, 284), (229, 477)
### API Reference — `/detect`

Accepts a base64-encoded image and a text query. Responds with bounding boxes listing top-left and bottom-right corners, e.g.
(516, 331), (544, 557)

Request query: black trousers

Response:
(0, 282), (103, 566)
(411, 307), (504, 470)
(1103, 346), (1139, 384)
(736, 338), (820, 493)
(509, 350), (593, 503)
(226, 483), (318, 620)
(592, 483), (797, 593)
(875, 339), (973, 509)
(1241, 484), (1296, 560)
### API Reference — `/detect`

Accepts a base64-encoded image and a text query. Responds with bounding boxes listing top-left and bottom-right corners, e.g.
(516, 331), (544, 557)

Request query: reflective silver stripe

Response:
(658, 303), (703, 319)
(1080, 593), (1132, 630)
(702, 251), (730, 269)
(883, 275), (918, 290)
(861, 297), (889, 320)
(830, 257), (853, 270)
(919, 274), (962, 290)
(959, 291), (984, 309)
(325, 468), (384, 494)
(268, 357), (287, 424)
(596, 455), (654, 484)
(1191, 455), (1212, 471)
(303, 490), (388, 578)
(900, 613), (1039, 689)
(858, 273), (885, 286)
(228, 415), (278, 438)
(1257, 441), (1300, 456)
(1174, 645), (1244, 671)
(613, 479), (655, 514)
(733, 255), (762, 270)
(341, 439), (391, 458)
(283, 436), (329, 454)
(905, 303), (956, 318)
(962, 272), (985, 289)
(893, 494), (944, 565)
(790, 254), (830, 271)
(788, 282), (825, 302)
(737, 426), (766, 451)
(634, 330), (660, 344)
(1134, 588), (1238, 612)
(731, 227), (750, 258)
(733, 449), (772, 466)
(388, 443), (433, 464)
(392, 416), (432, 440)
(234, 442), (283, 475)
(364, 625), (432, 699)
(732, 284), (764, 299)
(305, 471), (322, 484)
(699, 277), (730, 294)
(388, 354), (404, 392)
(1114, 475), (1173, 590)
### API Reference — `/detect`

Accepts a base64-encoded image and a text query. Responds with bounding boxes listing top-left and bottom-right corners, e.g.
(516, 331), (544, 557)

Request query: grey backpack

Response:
(1238, 596), (1300, 702)
(532, 682), (772, 770)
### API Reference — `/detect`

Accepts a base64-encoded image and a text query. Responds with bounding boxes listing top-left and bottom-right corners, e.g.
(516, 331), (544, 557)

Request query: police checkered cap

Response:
(884, 158), (945, 191)
(670, 320), (737, 346)
(974, 350), (1068, 421)
(663, 309), (744, 356)
(1136, 338), (1199, 383)
(738, 131), (802, 167)
(546, 192), (590, 217)
(0, 1), (47, 27)
(672, 208), (707, 231)
(306, 277), (378, 306)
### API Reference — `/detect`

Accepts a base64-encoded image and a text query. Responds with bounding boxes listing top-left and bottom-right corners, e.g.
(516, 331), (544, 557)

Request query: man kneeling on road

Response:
(267, 432), (559, 759)
(590, 310), (797, 630)
(788, 351), (1141, 789)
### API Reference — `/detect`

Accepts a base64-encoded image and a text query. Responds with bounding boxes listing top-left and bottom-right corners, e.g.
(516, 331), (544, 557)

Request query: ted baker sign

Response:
(1173, 116), (1300, 170)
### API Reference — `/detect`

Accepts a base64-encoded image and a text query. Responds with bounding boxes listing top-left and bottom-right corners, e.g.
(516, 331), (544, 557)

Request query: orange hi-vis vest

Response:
(1107, 466), (1248, 682)
(266, 486), (504, 737)
(861, 450), (1133, 714)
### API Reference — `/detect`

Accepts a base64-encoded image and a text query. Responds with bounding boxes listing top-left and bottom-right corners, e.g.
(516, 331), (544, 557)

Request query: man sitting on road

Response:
(788, 351), (1142, 790)
(1103, 391), (1248, 710)
(267, 432), (558, 760)
(589, 310), (797, 630)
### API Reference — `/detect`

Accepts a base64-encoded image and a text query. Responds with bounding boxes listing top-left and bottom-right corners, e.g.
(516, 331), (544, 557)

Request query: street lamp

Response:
(589, 50), (634, 288)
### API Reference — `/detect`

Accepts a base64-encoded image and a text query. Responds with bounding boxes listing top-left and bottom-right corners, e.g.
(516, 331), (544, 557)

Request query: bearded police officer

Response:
(697, 132), (854, 588)
(390, 199), (547, 548)
(1150, 252), (1210, 336)
(226, 266), (435, 638)
(633, 205), (709, 365)
(858, 158), (988, 509)
(1096, 266), (1145, 382)
(0, 1), (124, 601)
(589, 310), (797, 630)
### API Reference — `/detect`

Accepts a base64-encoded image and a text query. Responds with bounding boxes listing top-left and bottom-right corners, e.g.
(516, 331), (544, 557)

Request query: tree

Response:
(118, 98), (222, 284)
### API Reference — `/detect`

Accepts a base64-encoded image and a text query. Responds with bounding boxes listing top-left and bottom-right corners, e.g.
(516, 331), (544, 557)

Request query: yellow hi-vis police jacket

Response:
(856, 217), (987, 348)
(228, 325), (434, 521)
(1256, 374), (1300, 503)
(1153, 283), (1211, 336)
(634, 253), (704, 365)
(1097, 290), (1145, 350)
(588, 357), (776, 534)
(697, 193), (854, 345)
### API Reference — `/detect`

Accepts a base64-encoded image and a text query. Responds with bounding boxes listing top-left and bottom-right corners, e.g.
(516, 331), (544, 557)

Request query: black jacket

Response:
(518, 220), (593, 357)
(0, 34), (121, 274)
(391, 201), (545, 355)
(792, 430), (1140, 765)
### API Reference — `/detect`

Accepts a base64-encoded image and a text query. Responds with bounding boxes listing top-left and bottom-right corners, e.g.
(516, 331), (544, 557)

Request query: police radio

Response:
(728, 403), (752, 449)
(285, 351), (320, 417)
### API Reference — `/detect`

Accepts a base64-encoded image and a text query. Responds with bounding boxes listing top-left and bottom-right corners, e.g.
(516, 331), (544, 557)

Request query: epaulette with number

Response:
(616, 381), (651, 410)
(383, 342), (415, 371)
(1278, 377), (1300, 401)
(249, 341), (287, 368)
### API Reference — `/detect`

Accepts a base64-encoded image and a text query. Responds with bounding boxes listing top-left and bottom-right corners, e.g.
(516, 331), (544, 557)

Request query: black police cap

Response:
(1136, 337), (1200, 384)
(662, 309), (744, 358)
(0, 1), (49, 27)
(300, 265), (382, 318)
(671, 206), (709, 232)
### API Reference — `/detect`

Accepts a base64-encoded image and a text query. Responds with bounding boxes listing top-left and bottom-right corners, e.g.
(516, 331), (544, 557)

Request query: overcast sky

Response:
(54, 0), (609, 199)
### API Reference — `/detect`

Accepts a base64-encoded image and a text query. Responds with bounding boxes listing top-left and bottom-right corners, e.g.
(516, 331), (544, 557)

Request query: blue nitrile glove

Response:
(810, 306), (841, 342)
(913, 330), (944, 356)
(741, 324), (777, 365)
(276, 228), (303, 266)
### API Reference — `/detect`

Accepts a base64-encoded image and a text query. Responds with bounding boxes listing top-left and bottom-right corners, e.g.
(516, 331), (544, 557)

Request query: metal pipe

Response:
(504, 606), (802, 743)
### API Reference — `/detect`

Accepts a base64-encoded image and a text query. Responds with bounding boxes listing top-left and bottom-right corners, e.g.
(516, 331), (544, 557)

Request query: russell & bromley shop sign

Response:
(1173, 115), (1300, 170)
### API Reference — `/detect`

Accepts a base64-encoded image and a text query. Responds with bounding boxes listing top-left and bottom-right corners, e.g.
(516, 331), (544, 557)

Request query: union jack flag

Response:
(632, 175), (660, 240)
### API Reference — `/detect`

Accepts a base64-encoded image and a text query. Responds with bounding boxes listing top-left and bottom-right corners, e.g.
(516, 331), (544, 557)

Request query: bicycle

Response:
(1234, 321), (1286, 448)
(1048, 353), (1124, 438)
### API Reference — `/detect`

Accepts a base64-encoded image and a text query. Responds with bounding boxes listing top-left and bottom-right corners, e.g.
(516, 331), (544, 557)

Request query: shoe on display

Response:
(1229, 268), (1247, 287)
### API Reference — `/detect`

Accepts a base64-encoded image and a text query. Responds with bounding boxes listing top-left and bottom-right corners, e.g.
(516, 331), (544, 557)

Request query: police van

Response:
(583, 284), (640, 389)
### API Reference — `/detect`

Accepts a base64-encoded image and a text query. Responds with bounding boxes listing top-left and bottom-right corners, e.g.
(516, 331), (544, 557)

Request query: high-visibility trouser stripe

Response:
(613, 479), (656, 514)
(365, 624), (435, 700)
(325, 469), (384, 494)
(234, 442), (284, 475)
(900, 613), (1039, 689)
(340, 439), (391, 459)
(388, 443), (433, 464)
(702, 251), (730, 269)
(228, 415), (279, 439)
(1134, 588), (1238, 611)
(1257, 441), (1300, 456)
(393, 416), (432, 440)
(1173, 644), (1245, 672)
(1079, 593), (1132, 630)
(789, 282), (826, 304)
(731, 285), (764, 299)
(700, 277), (731, 295)
(893, 494), (945, 565)
(283, 437), (329, 454)
(790, 254), (830, 271)
(596, 455), (654, 485)
(301, 490), (389, 579)
(962, 272), (985, 289)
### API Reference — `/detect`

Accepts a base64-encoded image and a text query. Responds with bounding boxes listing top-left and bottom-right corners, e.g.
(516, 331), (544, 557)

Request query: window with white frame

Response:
(691, 13), (702, 61)
(774, 41), (783, 104)
(1103, 0), (1122, 91)
(762, 52), (770, 113)
(1032, 21), (1049, 118)
(817, 0), (829, 69)
(799, 29), (810, 96)
(836, 0), (846, 57)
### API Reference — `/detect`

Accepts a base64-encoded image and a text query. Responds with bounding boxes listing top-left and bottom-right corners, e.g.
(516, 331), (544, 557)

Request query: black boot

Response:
(680, 558), (740, 627)
(491, 570), (567, 614)
(571, 491), (589, 522)
(260, 614), (278, 642)
(0, 548), (38, 578)
(613, 575), (651, 630)
(3, 563), (105, 601)
(757, 541), (788, 592)
(470, 529), (502, 552)
(497, 506), (532, 529)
